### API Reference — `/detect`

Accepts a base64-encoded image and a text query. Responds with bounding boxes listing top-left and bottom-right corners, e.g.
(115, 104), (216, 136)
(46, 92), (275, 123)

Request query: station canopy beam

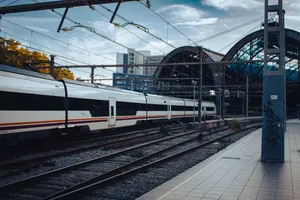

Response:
(0, 0), (138, 14)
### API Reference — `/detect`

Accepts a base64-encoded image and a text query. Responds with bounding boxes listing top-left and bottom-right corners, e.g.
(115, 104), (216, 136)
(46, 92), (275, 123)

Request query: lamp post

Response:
(173, 73), (189, 96)
(192, 80), (197, 127)
(125, 75), (133, 91)
(218, 88), (222, 118)
(242, 91), (245, 118)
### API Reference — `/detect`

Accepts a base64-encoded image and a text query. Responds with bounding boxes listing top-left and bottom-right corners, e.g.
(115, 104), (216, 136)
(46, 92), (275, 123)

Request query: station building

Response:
(153, 28), (300, 117)
(112, 73), (154, 93)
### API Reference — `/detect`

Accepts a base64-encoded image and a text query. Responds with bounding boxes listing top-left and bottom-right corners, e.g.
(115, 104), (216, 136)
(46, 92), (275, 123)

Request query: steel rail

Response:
(46, 124), (261, 200)
(0, 123), (232, 192)
(0, 125), (182, 179)
(0, 120), (260, 200)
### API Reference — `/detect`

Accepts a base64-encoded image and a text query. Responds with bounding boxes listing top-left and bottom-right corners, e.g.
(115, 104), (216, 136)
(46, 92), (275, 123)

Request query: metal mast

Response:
(261, 0), (286, 162)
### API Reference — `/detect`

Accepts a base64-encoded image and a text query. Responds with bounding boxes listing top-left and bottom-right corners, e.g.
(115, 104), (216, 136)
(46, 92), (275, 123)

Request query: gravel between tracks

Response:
(76, 128), (257, 200)
(0, 127), (182, 186)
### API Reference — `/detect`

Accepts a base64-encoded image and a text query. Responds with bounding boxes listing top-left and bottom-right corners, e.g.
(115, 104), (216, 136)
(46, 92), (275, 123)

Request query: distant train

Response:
(0, 64), (216, 143)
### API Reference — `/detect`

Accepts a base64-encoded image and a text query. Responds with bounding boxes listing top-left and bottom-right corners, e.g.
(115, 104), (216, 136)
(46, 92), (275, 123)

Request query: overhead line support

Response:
(110, 1), (121, 24)
(34, 59), (279, 69)
(57, 7), (69, 33)
(261, 0), (285, 162)
(90, 66), (95, 83)
(0, 0), (137, 14)
(198, 46), (203, 123)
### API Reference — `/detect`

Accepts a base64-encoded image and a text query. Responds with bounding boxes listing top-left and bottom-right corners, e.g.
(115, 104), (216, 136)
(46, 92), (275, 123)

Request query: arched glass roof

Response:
(223, 28), (300, 82)
(153, 46), (224, 98)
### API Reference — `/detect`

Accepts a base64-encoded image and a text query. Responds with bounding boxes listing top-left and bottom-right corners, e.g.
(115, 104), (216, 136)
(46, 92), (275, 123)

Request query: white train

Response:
(0, 64), (216, 143)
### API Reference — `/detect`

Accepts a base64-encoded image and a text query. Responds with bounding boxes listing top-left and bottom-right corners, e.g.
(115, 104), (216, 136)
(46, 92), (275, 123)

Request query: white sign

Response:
(271, 95), (278, 100)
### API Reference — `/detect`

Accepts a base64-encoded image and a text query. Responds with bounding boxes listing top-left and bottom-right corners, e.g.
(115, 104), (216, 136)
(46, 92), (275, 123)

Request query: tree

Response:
(58, 68), (75, 80)
(0, 37), (75, 80)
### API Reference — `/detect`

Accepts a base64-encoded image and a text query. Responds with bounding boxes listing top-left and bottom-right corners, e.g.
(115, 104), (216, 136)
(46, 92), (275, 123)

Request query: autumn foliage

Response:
(0, 38), (74, 80)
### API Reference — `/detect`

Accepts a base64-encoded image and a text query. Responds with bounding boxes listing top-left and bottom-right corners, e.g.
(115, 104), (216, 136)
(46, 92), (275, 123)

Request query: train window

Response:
(90, 104), (109, 117)
(111, 106), (114, 116)
(148, 104), (167, 111)
(202, 107), (204, 111)
(117, 102), (146, 116)
(172, 106), (185, 111)
(206, 107), (214, 111)
(1, 91), (65, 110)
(185, 106), (194, 111)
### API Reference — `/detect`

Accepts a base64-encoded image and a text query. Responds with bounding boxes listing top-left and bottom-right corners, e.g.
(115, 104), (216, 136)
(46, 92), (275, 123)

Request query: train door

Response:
(167, 102), (171, 120)
(109, 97), (116, 126)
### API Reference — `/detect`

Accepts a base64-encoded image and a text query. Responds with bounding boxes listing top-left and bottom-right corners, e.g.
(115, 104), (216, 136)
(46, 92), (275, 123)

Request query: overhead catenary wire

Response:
(2, 15), (177, 75)
(28, 0), (163, 64)
(98, 4), (176, 49)
(30, 0), (262, 57)
(18, 43), (90, 65)
(218, 23), (261, 52)
(91, 7), (166, 55)
(54, 62), (65, 67)
(0, 30), (90, 65)
(28, 0), (245, 77)
(55, 57), (93, 75)
(0, 3), (268, 95)
(195, 17), (263, 44)
(0, 28), (117, 76)
(0, 28), (86, 63)
(53, 62), (92, 80)
(6, 1), (265, 85)
(94, 6), (186, 65)
(91, 4), (194, 73)
(138, 1), (229, 57)
(139, 1), (198, 46)
(2, 19), (114, 62)
(55, 57), (82, 66)
(4, 0), (19, 7)
(73, 68), (92, 75)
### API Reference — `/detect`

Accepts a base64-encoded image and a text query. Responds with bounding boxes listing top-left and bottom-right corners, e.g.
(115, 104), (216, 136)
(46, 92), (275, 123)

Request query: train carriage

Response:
(0, 64), (216, 143)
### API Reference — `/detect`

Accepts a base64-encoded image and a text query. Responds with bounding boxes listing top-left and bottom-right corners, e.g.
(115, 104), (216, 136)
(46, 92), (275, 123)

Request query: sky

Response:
(0, 0), (299, 83)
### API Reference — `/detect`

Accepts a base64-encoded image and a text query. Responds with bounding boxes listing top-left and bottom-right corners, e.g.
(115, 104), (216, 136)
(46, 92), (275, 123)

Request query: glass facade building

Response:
(113, 73), (154, 93)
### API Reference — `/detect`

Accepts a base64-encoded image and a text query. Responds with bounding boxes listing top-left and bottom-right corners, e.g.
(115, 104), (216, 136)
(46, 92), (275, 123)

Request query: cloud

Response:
(157, 4), (204, 21)
(286, 15), (300, 22)
(286, 1), (300, 15)
(3, 0), (299, 84)
(202, 0), (262, 11)
(174, 18), (218, 26)
(157, 4), (218, 27)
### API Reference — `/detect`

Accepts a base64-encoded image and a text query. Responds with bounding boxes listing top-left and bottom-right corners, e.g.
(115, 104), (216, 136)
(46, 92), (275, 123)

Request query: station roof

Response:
(152, 28), (300, 99)
(223, 28), (300, 82)
(154, 46), (223, 79)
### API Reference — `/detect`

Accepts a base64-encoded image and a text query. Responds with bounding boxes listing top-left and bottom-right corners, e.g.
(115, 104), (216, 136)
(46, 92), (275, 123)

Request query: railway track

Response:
(0, 120), (260, 200)
(0, 122), (175, 160)
(0, 124), (185, 179)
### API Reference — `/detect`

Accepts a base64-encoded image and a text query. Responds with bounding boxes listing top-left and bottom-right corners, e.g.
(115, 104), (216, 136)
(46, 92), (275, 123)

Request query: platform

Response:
(138, 120), (300, 200)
